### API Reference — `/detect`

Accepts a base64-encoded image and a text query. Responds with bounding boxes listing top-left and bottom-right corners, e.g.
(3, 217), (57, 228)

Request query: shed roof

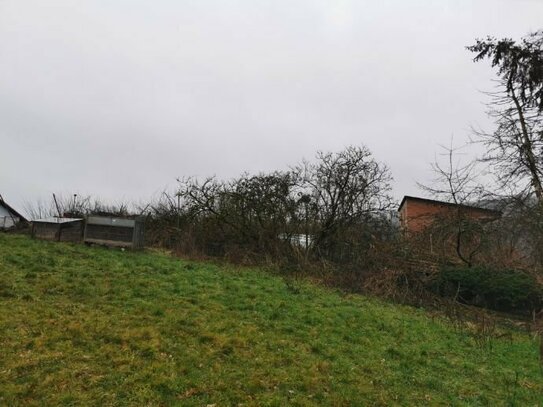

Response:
(398, 195), (501, 216)
(86, 215), (136, 227)
(32, 217), (83, 224)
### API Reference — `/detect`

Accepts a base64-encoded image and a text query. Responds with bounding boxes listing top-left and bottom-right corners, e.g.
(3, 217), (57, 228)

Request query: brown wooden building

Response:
(398, 196), (500, 234)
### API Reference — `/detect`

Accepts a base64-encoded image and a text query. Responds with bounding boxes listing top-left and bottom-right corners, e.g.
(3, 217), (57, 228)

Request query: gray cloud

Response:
(1, 0), (542, 213)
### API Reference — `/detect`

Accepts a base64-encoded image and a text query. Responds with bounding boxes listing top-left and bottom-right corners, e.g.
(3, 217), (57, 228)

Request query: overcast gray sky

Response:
(1, 0), (542, 214)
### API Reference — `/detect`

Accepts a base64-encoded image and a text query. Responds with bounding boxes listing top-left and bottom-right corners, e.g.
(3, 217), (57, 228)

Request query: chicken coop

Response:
(83, 216), (145, 249)
(31, 217), (84, 242)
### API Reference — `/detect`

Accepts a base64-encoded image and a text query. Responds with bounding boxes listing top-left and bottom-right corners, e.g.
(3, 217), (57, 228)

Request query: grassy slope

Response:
(0, 234), (541, 406)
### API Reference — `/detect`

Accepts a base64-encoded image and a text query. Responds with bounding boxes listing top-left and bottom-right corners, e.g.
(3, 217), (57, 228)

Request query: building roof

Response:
(32, 217), (83, 224)
(398, 195), (502, 216)
(86, 215), (136, 227)
(0, 195), (27, 222)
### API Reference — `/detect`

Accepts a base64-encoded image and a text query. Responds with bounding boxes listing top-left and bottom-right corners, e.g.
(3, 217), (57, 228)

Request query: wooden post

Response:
(177, 194), (181, 229)
(53, 193), (62, 218)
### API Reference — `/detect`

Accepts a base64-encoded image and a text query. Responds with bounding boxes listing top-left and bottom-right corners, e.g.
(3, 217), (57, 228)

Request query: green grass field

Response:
(0, 234), (541, 406)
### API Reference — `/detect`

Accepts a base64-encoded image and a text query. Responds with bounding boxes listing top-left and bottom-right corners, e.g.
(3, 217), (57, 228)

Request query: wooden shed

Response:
(398, 196), (501, 234)
(31, 217), (84, 242)
(84, 216), (145, 249)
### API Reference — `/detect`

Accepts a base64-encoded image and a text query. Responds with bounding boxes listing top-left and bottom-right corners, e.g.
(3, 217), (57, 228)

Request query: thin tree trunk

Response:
(510, 86), (543, 203)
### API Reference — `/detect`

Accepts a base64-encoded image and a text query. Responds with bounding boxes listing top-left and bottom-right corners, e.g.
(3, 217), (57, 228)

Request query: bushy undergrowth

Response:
(436, 265), (543, 313)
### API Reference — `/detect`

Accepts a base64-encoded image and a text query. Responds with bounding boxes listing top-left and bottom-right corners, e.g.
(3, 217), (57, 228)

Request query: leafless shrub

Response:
(23, 193), (134, 220)
(145, 145), (396, 268)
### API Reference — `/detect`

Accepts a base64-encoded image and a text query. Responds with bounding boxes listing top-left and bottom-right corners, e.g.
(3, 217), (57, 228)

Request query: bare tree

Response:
(295, 145), (394, 259)
(419, 142), (489, 266)
(467, 31), (543, 273)
(173, 173), (299, 258)
(420, 141), (484, 206)
(472, 90), (543, 202)
(468, 31), (543, 203)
